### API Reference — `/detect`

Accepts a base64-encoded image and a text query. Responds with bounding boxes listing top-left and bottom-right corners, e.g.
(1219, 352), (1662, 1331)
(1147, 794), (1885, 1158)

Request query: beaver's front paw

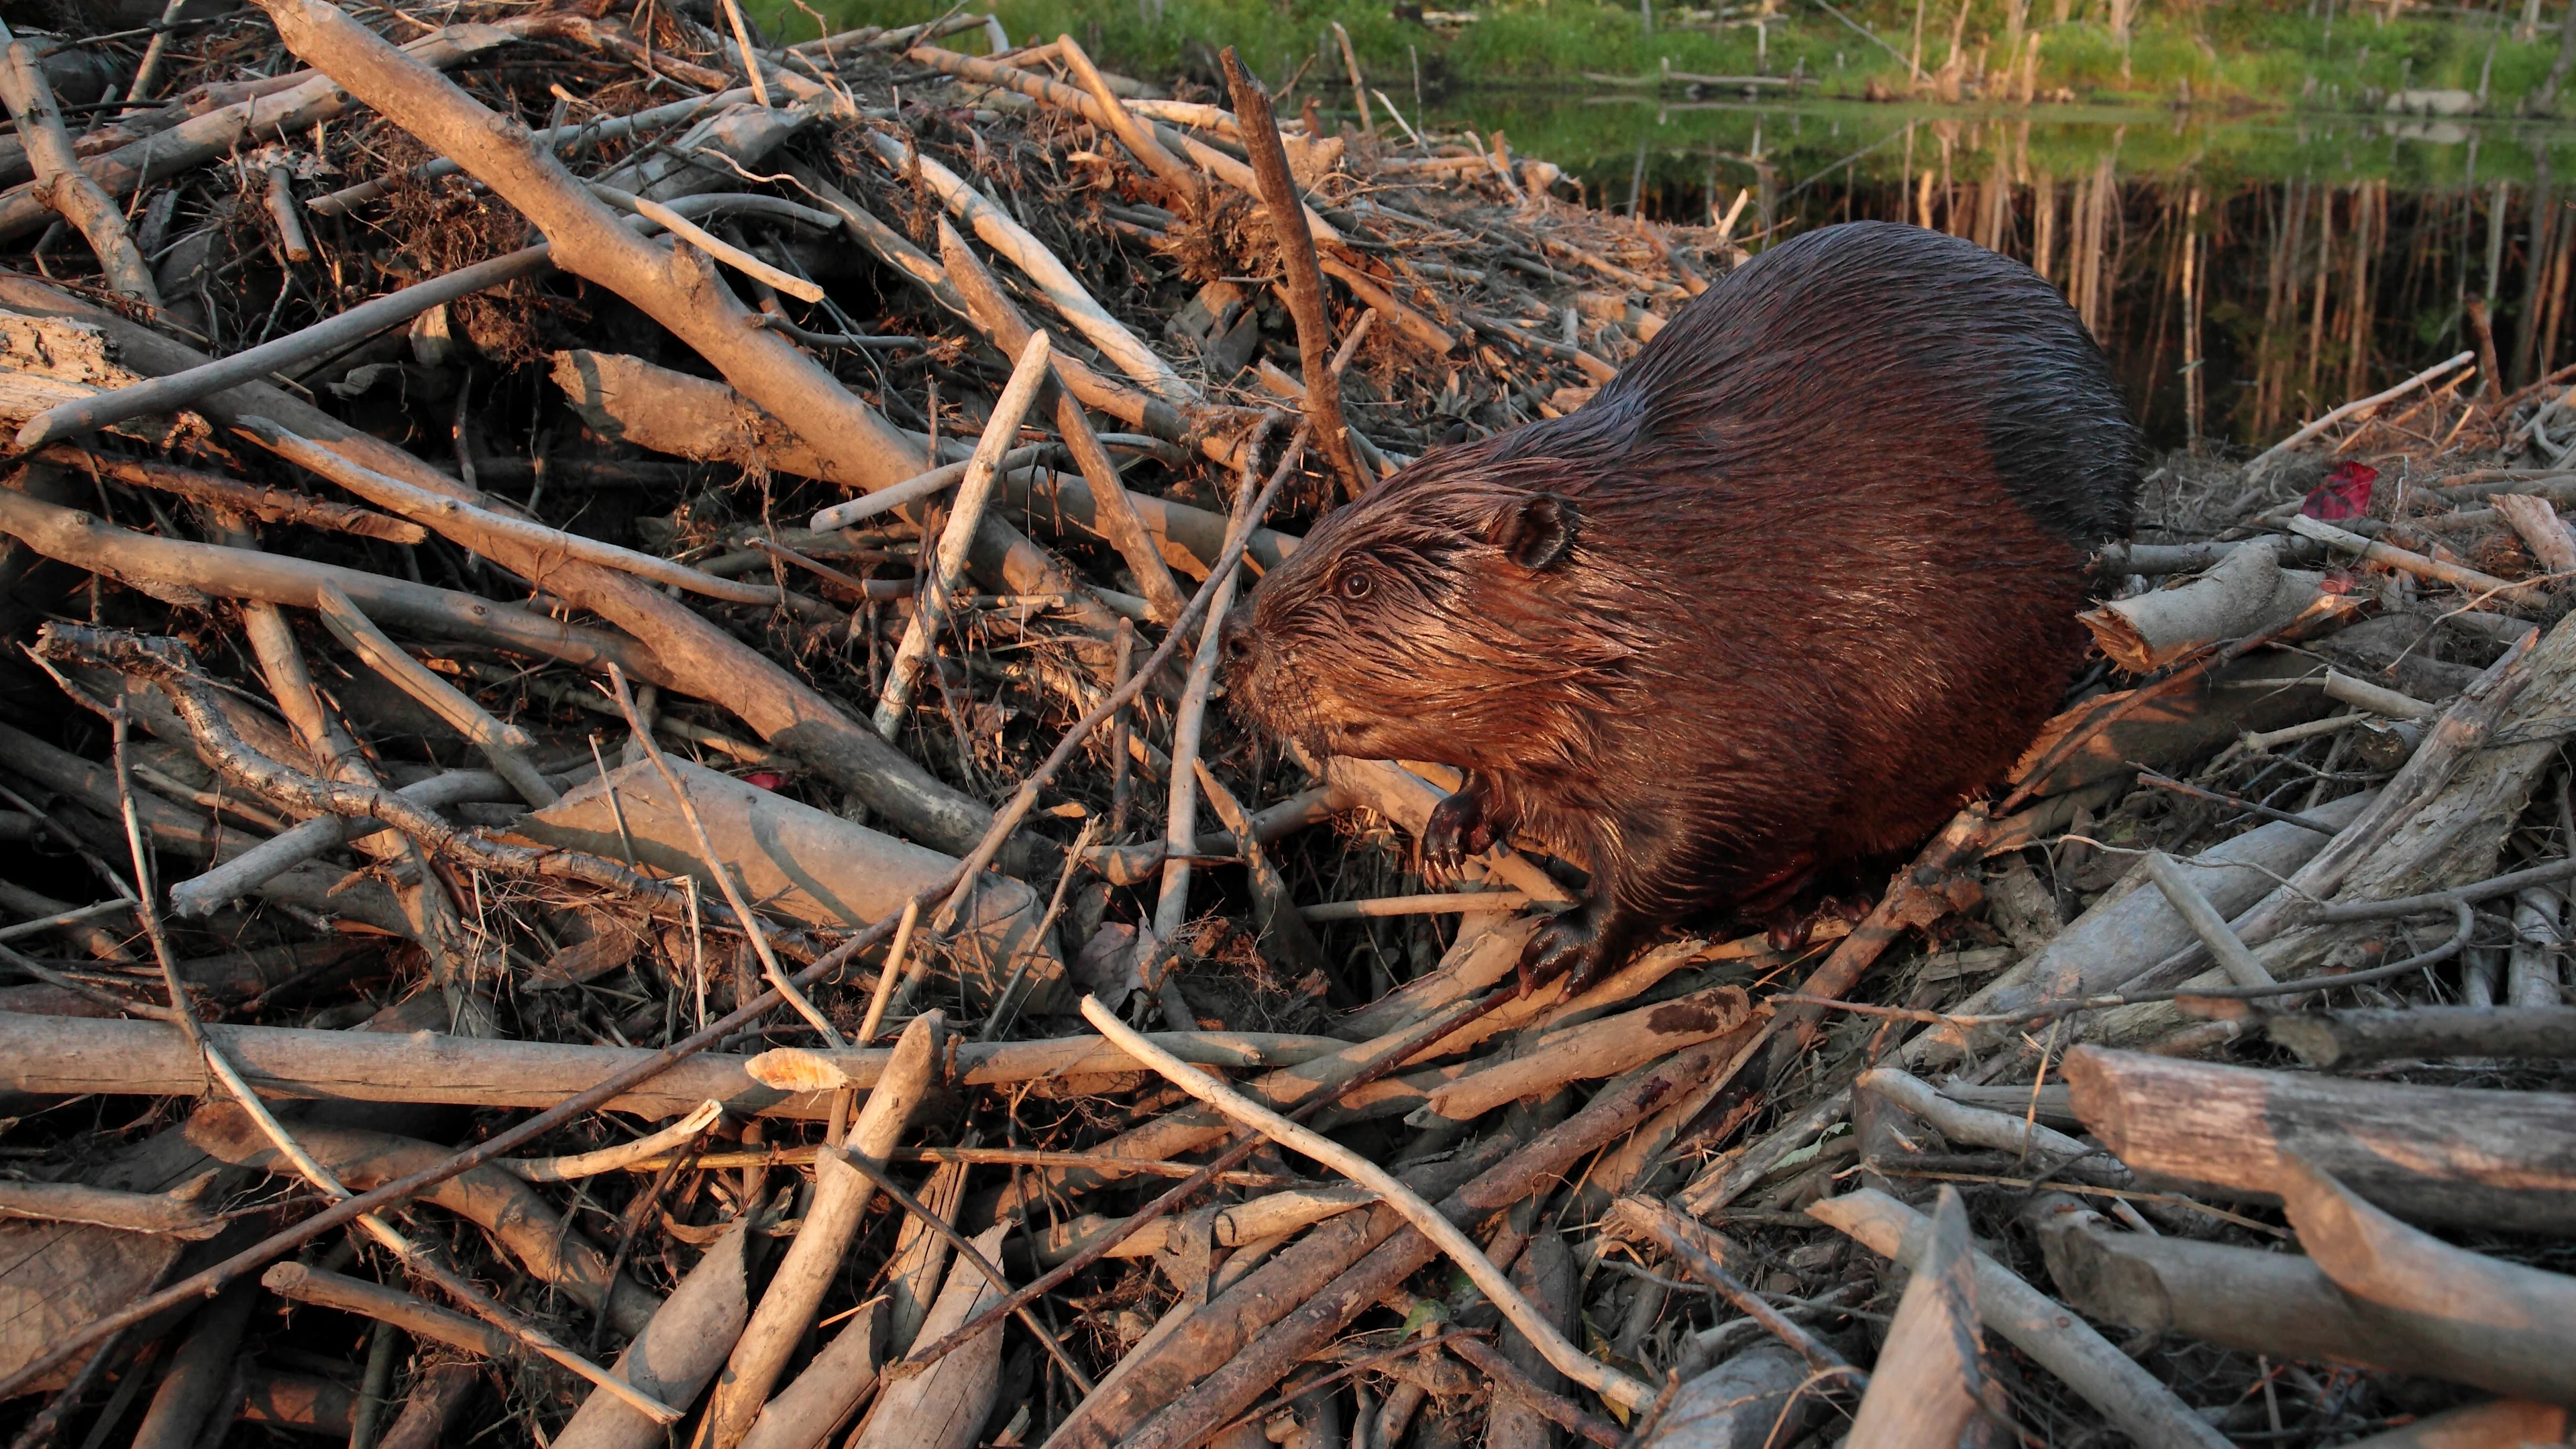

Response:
(1517, 907), (1605, 997)
(1422, 786), (1493, 886)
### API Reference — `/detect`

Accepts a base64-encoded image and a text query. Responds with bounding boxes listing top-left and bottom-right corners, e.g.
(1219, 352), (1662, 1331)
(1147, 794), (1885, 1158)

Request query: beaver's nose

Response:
(1218, 607), (1259, 672)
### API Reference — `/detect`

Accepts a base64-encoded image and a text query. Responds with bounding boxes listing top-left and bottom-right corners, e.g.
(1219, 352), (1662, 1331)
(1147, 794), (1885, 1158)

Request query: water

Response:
(1405, 95), (2576, 450)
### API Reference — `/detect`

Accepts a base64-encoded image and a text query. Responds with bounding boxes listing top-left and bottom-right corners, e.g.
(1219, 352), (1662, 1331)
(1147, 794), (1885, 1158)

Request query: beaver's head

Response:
(1218, 445), (1651, 773)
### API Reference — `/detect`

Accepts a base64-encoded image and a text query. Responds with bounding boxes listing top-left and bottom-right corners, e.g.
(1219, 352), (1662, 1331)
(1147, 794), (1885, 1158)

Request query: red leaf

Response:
(2301, 462), (2377, 521)
(743, 771), (788, 792)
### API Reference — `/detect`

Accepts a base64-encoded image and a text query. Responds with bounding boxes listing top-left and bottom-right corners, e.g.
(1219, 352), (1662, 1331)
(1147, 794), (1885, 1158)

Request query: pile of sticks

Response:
(0, 0), (2571, 1445)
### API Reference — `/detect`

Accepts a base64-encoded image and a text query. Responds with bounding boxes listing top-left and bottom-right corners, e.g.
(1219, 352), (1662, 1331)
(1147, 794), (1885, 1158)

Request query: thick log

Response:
(2029, 1193), (2575, 1404)
(2063, 1046), (2576, 1234)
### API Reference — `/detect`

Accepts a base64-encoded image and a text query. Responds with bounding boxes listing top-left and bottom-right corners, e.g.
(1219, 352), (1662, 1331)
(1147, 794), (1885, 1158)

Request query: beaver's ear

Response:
(1488, 493), (1580, 571)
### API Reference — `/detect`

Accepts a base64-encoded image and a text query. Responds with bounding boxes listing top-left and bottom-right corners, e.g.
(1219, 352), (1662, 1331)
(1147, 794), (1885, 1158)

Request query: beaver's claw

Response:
(1515, 906), (1607, 998)
(1422, 787), (1493, 886)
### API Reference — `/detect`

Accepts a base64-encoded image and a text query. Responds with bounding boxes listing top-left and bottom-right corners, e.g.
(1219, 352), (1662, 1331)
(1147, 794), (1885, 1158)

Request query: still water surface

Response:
(1413, 95), (2576, 449)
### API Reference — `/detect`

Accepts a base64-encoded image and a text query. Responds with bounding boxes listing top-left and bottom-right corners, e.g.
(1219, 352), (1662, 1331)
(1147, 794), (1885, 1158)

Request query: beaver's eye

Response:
(1338, 570), (1373, 601)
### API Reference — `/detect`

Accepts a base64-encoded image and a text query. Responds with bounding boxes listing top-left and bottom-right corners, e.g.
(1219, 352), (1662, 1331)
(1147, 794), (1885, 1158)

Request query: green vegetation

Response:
(761, 0), (2576, 119)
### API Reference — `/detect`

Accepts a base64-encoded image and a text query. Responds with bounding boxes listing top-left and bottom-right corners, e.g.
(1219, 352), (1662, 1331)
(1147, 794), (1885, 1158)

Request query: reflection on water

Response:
(1426, 97), (2576, 448)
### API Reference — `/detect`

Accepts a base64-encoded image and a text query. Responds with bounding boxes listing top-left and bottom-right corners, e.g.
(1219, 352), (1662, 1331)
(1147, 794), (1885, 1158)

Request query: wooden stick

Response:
(1079, 995), (1656, 1412)
(1055, 35), (1197, 194)
(500, 1101), (724, 1181)
(2287, 513), (2522, 599)
(929, 217), (1199, 619)
(0, 849), (952, 1403)
(2141, 851), (2275, 989)
(40, 625), (681, 907)
(0, 469), (665, 682)
(1222, 47), (1368, 499)
(2029, 1191), (2568, 1403)
(1099, 1034), (1740, 1449)
(2248, 351), (2475, 474)
(0, 30), (158, 305)
(922, 418), (1302, 933)
(37, 446), (425, 543)
(242, 417), (789, 607)
(262, 1263), (523, 1362)
(590, 184), (822, 303)
(861, 127), (1187, 403)
(111, 701), (680, 1424)
(315, 584), (557, 808)
(2265, 1003), (2576, 1067)
(244, 0), (929, 497)
(808, 443), (1051, 531)
(873, 329), (1055, 737)
(1300, 891), (1532, 920)
(0, 1012), (1354, 1118)
(705, 1019), (941, 1449)
(1843, 1187), (1980, 1449)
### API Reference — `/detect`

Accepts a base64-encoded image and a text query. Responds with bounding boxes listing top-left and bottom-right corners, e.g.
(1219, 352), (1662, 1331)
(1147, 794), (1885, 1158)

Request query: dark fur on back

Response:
(1224, 222), (2140, 985)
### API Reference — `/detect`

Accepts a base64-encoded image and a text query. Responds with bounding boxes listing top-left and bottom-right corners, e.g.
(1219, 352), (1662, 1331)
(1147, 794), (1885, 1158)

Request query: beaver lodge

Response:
(0, 0), (2571, 1444)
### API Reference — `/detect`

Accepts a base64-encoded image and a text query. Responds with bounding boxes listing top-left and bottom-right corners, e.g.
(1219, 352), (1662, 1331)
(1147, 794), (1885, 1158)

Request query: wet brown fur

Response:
(1224, 222), (2141, 985)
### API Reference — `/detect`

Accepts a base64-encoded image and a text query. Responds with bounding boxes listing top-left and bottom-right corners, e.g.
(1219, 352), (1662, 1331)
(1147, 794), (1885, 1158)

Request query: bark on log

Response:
(518, 758), (1061, 1008)
(2276, 1156), (2576, 1400)
(1638, 1345), (1817, 1449)
(2029, 1193), (2575, 1404)
(2064, 1046), (2576, 1234)
(2265, 1004), (2576, 1066)
(1906, 792), (2375, 1070)
(376, 1360), (482, 1449)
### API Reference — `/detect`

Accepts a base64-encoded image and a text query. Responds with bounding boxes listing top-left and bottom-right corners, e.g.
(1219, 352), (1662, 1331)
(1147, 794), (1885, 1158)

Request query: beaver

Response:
(1220, 221), (2141, 991)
